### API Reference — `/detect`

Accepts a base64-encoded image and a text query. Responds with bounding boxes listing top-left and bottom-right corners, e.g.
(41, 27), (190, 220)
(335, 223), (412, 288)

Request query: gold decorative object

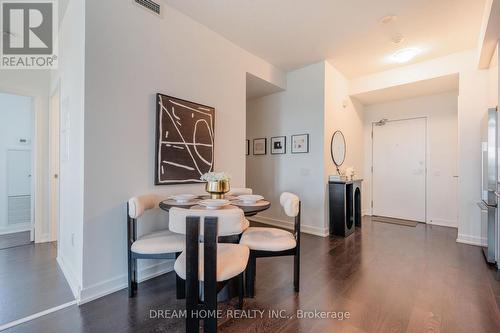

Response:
(205, 180), (230, 199)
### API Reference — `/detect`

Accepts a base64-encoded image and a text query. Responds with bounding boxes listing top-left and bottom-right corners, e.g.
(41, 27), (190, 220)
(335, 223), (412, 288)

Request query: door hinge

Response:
(371, 201), (373, 208)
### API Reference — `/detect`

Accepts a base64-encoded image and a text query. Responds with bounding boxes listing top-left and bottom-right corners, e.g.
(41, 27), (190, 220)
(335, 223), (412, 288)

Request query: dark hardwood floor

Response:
(0, 231), (31, 250)
(0, 242), (75, 326)
(5, 217), (500, 333)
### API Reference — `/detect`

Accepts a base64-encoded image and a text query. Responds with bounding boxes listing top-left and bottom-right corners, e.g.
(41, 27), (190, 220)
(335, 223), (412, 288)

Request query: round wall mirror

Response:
(331, 131), (346, 172)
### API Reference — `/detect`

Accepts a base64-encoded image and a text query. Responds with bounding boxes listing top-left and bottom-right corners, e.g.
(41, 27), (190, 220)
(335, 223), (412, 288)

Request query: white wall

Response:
(350, 50), (491, 246)
(0, 93), (33, 233)
(246, 62), (327, 236)
(245, 61), (365, 235)
(488, 45), (499, 106)
(324, 61), (364, 228)
(362, 92), (459, 227)
(0, 71), (50, 242)
(80, 0), (285, 302)
(51, 0), (86, 299)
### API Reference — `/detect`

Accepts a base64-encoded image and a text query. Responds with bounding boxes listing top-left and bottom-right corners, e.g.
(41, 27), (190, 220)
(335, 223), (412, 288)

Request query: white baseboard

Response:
(456, 233), (487, 247)
(0, 300), (77, 331)
(249, 215), (328, 237)
(79, 260), (175, 305)
(0, 225), (31, 235)
(428, 218), (457, 228)
(56, 255), (81, 301)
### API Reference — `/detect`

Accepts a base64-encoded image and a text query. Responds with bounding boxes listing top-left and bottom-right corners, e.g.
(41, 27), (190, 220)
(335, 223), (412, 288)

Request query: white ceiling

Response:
(352, 74), (459, 105)
(163, 0), (486, 78)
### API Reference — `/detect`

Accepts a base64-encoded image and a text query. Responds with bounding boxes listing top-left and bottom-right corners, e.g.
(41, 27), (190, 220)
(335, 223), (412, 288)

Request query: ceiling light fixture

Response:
(391, 48), (420, 63)
(379, 15), (397, 25)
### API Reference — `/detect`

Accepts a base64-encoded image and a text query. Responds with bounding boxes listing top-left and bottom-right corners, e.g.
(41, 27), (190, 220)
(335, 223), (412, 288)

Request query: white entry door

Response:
(372, 118), (426, 222)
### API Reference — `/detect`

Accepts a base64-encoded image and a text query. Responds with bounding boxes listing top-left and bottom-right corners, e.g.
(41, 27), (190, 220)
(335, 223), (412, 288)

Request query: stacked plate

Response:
(237, 195), (264, 204)
(198, 199), (230, 210)
(170, 194), (198, 203)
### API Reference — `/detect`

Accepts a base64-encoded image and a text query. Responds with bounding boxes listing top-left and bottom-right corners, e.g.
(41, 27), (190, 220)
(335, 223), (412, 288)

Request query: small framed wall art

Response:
(291, 134), (309, 154)
(253, 138), (267, 155)
(271, 136), (286, 154)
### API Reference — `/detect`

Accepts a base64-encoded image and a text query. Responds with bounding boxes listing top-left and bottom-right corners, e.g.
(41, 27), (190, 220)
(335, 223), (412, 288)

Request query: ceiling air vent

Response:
(134, 0), (161, 16)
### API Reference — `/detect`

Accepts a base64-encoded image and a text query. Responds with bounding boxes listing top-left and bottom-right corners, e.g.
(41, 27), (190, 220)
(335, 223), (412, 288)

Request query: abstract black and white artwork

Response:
(155, 94), (215, 185)
(271, 136), (286, 154)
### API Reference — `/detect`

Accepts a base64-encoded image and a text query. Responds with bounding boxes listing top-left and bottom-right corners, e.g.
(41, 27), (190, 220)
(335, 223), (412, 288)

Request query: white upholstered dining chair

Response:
(169, 207), (250, 333)
(127, 194), (185, 298)
(239, 192), (301, 297)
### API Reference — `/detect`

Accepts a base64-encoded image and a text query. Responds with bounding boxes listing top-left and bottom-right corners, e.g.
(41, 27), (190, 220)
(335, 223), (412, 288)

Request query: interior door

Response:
(6, 150), (32, 229)
(372, 118), (426, 222)
(7, 150), (31, 196)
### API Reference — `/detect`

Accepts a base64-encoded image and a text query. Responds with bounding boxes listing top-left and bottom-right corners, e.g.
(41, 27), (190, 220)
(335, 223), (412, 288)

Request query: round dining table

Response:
(159, 195), (270, 302)
(159, 195), (271, 217)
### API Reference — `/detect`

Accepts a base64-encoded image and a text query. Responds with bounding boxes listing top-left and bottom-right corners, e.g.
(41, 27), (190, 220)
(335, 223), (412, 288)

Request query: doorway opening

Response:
(0, 86), (75, 330)
(0, 92), (34, 249)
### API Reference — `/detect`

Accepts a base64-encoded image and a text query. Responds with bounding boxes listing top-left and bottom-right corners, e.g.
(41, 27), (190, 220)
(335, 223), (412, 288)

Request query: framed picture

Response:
(291, 134), (309, 153)
(271, 136), (286, 154)
(253, 138), (267, 155)
(246, 139), (250, 156)
(155, 93), (215, 185)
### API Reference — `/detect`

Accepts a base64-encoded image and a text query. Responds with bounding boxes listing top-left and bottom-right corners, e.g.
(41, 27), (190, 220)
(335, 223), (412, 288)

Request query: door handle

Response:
(54, 174), (58, 179)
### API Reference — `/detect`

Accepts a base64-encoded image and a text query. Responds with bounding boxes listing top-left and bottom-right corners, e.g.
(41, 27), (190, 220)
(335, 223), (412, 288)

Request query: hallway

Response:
(0, 242), (75, 327)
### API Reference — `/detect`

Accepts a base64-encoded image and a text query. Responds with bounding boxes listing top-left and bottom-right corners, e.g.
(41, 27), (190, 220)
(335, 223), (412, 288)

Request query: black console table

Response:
(328, 179), (362, 237)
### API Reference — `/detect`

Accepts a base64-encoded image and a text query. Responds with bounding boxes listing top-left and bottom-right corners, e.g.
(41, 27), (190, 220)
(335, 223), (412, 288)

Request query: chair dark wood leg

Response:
(175, 252), (185, 300)
(238, 273), (244, 310)
(246, 253), (256, 298)
(128, 254), (134, 297)
(186, 217), (200, 333)
(127, 212), (135, 298)
(294, 250), (300, 292)
(204, 217), (218, 333)
(132, 258), (138, 292)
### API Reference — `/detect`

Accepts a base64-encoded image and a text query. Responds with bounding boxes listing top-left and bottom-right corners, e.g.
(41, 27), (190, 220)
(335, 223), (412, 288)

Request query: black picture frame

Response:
(291, 134), (309, 154)
(246, 139), (250, 156)
(270, 136), (286, 154)
(155, 93), (215, 185)
(253, 138), (267, 155)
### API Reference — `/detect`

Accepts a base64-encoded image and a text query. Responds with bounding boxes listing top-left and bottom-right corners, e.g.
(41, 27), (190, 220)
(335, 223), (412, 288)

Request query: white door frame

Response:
(371, 116), (428, 222)
(49, 82), (61, 242)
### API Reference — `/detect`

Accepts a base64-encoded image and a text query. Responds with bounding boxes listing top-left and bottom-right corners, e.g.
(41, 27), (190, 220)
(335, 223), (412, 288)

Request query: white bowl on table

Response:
(198, 199), (230, 210)
(171, 194), (197, 203)
(237, 195), (264, 204)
